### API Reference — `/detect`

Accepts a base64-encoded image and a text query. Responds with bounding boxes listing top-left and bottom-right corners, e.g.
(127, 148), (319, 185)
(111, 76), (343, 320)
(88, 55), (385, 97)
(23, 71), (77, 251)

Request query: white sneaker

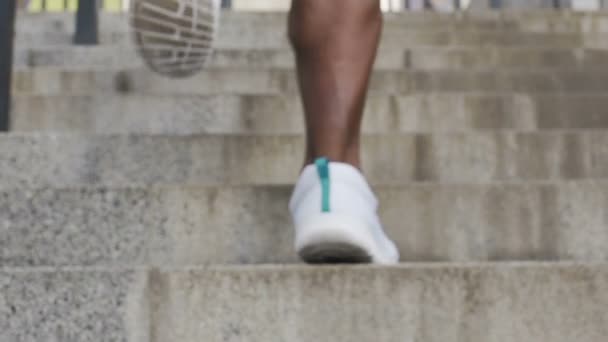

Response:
(289, 158), (399, 264)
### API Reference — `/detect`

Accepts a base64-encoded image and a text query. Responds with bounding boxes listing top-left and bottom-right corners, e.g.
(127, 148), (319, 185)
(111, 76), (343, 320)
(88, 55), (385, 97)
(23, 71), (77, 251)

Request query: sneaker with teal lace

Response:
(289, 158), (399, 264)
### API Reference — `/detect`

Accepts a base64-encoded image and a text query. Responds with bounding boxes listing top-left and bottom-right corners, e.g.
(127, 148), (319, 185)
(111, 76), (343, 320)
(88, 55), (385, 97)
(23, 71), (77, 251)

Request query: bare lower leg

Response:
(289, 0), (382, 168)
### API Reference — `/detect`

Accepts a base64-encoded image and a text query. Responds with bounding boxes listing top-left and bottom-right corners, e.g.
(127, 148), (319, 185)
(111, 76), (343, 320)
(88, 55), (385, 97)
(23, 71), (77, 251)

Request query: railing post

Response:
(0, 0), (17, 132)
(74, 0), (99, 45)
(490, 0), (502, 8)
(406, 0), (425, 10)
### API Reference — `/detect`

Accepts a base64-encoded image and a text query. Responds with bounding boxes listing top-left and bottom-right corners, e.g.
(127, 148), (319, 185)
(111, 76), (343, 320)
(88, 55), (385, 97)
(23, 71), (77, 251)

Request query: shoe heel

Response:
(295, 213), (375, 264)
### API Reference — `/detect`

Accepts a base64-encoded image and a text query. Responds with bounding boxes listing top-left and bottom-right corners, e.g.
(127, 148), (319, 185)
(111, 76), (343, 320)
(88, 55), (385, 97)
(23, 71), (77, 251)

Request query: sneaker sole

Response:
(299, 243), (372, 264)
(130, 0), (219, 77)
(294, 213), (397, 265)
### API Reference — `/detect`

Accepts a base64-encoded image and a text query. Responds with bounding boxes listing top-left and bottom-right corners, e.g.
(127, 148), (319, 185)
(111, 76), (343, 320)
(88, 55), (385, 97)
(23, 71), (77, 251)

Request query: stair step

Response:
(14, 11), (608, 35)
(12, 69), (608, 95)
(2, 264), (607, 341)
(2, 182), (608, 266)
(11, 93), (608, 134)
(2, 132), (608, 187)
(12, 46), (608, 70)
(15, 11), (608, 50)
(405, 46), (608, 69)
(17, 29), (599, 48)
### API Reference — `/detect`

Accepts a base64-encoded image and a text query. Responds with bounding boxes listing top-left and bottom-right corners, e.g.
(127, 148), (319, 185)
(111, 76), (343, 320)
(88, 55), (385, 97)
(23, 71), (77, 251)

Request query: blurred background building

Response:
(14, 0), (608, 12)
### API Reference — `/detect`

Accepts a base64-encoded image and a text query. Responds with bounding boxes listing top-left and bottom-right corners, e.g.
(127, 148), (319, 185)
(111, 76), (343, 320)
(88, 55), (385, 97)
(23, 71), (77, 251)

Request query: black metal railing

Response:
(74, 0), (98, 44)
(1, 0), (16, 131)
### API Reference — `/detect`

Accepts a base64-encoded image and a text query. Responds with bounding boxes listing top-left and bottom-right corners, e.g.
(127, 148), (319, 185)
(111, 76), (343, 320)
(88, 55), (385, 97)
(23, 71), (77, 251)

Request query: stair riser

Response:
(2, 183), (608, 266)
(3, 265), (608, 341)
(2, 133), (608, 187)
(13, 47), (608, 70)
(11, 48), (399, 70)
(11, 94), (608, 134)
(14, 11), (608, 34)
(15, 30), (595, 49)
(12, 69), (608, 95)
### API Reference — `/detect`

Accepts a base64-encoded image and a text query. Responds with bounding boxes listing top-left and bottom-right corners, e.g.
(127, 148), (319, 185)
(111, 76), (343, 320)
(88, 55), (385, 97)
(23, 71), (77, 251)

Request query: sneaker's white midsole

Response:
(294, 213), (397, 264)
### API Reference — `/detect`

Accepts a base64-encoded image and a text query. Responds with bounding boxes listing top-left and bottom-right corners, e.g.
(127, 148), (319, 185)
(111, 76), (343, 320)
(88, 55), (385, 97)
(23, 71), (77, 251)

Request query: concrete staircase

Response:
(3, 10), (608, 342)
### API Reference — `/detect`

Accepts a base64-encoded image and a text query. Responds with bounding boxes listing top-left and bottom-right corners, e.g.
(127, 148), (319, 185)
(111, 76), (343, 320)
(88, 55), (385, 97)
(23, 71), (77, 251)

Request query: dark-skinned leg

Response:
(288, 0), (382, 168)
(287, 0), (398, 264)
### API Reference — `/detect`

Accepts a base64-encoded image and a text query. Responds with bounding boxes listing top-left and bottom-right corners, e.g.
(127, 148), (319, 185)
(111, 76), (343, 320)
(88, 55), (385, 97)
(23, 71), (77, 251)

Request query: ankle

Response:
(303, 154), (361, 170)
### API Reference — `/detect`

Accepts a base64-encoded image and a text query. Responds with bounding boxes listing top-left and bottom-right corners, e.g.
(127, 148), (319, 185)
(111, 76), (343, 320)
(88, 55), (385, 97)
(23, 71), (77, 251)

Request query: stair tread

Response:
(2, 181), (608, 266)
(2, 263), (607, 342)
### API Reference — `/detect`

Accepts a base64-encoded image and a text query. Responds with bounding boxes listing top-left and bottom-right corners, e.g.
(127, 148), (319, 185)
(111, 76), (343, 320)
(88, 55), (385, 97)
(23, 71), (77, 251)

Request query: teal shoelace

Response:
(315, 157), (331, 213)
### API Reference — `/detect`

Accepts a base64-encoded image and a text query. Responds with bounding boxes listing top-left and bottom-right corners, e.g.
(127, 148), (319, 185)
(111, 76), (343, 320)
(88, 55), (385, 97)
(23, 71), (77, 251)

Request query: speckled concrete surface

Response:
(15, 11), (608, 36)
(12, 26), (589, 49)
(14, 45), (608, 71)
(1, 132), (608, 187)
(154, 264), (608, 342)
(1, 182), (608, 267)
(11, 47), (405, 71)
(0, 268), (147, 342)
(14, 69), (608, 96)
(14, 11), (608, 48)
(2, 264), (608, 342)
(11, 93), (608, 134)
(13, 46), (608, 71)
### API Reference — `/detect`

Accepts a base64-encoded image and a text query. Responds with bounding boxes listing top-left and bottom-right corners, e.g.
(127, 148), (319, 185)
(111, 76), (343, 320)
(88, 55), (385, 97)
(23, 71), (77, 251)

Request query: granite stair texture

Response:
(10, 93), (608, 133)
(12, 69), (608, 95)
(2, 132), (608, 186)
(3, 10), (608, 342)
(13, 46), (608, 70)
(2, 182), (608, 266)
(2, 264), (608, 342)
